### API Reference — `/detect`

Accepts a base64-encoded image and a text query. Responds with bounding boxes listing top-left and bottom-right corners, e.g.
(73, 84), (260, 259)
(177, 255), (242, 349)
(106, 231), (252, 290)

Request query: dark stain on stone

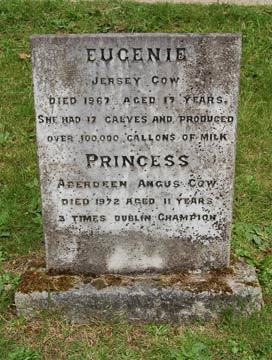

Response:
(47, 268), (81, 276)
(210, 267), (234, 276)
(242, 281), (260, 288)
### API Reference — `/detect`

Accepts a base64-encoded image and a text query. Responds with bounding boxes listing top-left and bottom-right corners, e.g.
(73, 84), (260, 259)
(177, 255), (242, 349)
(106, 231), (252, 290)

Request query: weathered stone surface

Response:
(31, 33), (241, 274)
(15, 260), (263, 323)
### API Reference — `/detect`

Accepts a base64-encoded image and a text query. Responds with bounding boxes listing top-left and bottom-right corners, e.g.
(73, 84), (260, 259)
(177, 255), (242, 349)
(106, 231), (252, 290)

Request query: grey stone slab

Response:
(31, 33), (241, 274)
(15, 260), (263, 323)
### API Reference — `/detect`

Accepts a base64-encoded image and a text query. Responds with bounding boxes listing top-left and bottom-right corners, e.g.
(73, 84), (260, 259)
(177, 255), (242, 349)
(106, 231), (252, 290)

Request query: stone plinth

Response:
(15, 260), (263, 323)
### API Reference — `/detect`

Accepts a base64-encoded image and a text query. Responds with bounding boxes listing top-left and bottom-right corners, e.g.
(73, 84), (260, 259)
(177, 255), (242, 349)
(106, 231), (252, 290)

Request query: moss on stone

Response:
(18, 268), (234, 294)
(18, 270), (81, 293)
(16, 252), (249, 295)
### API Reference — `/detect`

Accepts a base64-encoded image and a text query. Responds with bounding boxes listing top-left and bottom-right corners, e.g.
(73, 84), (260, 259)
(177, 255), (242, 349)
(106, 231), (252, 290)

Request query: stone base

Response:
(15, 260), (263, 323)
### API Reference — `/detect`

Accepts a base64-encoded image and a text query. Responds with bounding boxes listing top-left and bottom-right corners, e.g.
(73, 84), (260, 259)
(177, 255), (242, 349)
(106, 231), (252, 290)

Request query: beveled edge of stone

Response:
(30, 32), (242, 45)
(15, 260), (263, 323)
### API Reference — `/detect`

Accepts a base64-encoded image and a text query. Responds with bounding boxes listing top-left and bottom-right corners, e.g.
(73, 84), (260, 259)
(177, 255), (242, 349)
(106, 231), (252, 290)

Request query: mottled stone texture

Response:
(31, 34), (241, 274)
(15, 261), (263, 323)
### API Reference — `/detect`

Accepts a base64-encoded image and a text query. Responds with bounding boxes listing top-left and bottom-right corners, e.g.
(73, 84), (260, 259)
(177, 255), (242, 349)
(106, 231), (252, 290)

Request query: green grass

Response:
(0, 0), (271, 359)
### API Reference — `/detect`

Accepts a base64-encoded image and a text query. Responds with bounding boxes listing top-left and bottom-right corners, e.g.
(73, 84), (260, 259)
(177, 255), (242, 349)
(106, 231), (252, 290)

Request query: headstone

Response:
(31, 33), (241, 274)
(15, 33), (263, 323)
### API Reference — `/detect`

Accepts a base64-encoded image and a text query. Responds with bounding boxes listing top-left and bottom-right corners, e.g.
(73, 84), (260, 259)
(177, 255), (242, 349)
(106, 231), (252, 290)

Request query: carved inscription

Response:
(31, 34), (241, 273)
